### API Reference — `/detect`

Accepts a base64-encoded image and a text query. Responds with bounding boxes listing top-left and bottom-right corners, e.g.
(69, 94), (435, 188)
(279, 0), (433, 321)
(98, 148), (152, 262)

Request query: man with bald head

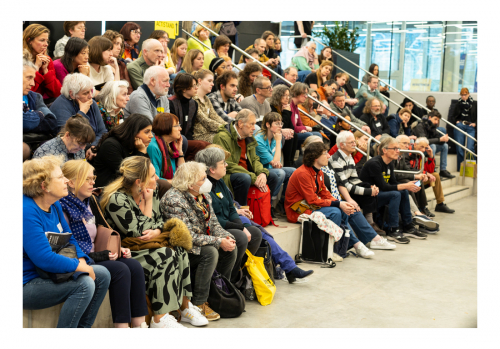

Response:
(127, 38), (165, 90)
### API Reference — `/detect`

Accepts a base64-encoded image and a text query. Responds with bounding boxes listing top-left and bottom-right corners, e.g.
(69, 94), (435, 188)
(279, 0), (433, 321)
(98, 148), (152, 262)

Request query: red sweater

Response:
(284, 165), (338, 223)
(32, 57), (62, 99)
(290, 100), (307, 133)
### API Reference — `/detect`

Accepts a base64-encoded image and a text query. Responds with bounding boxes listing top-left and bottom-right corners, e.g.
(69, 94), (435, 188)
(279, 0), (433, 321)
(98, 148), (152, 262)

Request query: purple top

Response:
(290, 100), (307, 133)
(53, 59), (69, 86)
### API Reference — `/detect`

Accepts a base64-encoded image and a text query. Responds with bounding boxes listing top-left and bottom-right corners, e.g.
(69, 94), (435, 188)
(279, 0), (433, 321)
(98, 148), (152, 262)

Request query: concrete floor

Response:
(202, 195), (477, 328)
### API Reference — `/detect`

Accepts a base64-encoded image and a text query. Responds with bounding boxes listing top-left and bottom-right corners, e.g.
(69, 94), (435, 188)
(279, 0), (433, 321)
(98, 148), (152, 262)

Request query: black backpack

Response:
(295, 220), (336, 268)
(208, 270), (245, 318)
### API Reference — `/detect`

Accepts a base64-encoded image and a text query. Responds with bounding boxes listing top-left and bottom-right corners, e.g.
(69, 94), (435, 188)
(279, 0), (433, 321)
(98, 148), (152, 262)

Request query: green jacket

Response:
(212, 121), (269, 193)
(292, 56), (319, 71)
(126, 56), (150, 90)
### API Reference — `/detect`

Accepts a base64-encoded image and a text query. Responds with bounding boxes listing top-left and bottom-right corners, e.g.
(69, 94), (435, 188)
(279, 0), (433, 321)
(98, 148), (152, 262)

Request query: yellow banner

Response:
(410, 78), (432, 92)
(154, 21), (179, 39)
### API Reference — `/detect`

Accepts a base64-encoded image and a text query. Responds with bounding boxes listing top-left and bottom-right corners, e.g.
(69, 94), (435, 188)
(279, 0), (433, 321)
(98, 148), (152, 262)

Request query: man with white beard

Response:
(359, 97), (391, 140)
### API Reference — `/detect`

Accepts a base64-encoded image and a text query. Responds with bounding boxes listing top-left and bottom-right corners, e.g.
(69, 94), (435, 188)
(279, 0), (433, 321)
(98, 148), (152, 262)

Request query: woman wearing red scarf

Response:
(147, 113), (185, 182)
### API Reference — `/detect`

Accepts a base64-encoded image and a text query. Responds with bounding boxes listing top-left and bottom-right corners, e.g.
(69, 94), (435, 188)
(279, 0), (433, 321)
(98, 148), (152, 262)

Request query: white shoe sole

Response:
(403, 232), (427, 240)
(413, 216), (439, 231)
(180, 316), (208, 327)
(369, 243), (396, 250)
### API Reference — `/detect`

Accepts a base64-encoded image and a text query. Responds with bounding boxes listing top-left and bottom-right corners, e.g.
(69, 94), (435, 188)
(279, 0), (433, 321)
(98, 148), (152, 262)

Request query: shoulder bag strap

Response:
(91, 195), (113, 230)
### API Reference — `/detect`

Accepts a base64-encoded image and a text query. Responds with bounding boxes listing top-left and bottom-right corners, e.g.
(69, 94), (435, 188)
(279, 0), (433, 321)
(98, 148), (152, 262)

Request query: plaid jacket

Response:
(208, 91), (241, 123)
(160, 187), (234, 255)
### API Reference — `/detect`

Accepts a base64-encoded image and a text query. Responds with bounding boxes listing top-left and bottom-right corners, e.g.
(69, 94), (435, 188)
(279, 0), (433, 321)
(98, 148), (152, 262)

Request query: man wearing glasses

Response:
(359, 136), (427, 243)
(240, 76), (272, 126)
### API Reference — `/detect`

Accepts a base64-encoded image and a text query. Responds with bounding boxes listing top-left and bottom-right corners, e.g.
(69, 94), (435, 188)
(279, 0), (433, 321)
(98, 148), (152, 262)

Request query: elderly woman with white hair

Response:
(160, 161), (237, 322)
(50, 73), (107, 146)
(95, 80), (130, 131)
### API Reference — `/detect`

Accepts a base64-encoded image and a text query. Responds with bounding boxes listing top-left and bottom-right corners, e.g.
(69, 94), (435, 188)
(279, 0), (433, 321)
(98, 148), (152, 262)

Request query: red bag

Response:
(247, 185), (275, 227)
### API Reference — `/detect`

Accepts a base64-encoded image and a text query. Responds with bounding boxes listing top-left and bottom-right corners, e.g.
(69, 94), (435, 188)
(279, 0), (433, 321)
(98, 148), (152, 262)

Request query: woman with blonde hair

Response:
(180, 49), (204, 74)
(304, 60), (334, 90)
(94, 80), (130, 131)
(334, 72), (358, 104)
(23, 23), (62, 101)
(23, 155), (111, 328)
(60, 159), (148, 328)
(187, 23), (212, 53)
(171, 38), (188, 74)
(101, 156), (207, 328)
(192, 69), (227, 143)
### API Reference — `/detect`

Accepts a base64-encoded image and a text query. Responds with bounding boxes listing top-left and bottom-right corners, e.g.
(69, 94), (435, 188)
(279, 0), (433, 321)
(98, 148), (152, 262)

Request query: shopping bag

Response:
(244, 250), (276, 306)
(459, 153), (477, 178)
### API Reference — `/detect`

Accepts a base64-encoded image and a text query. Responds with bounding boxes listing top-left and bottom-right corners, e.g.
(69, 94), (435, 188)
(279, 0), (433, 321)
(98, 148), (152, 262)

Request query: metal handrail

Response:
(193, 21), (378, 148)
(288, 34), (477, 144)
(366, 137), (425, 174)
(334, 64), (477, 158)
(182, 29), (242, 71)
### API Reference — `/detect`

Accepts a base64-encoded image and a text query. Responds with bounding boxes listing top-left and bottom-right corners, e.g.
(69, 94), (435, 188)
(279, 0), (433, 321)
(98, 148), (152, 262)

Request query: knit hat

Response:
(209, 57), (225, 73)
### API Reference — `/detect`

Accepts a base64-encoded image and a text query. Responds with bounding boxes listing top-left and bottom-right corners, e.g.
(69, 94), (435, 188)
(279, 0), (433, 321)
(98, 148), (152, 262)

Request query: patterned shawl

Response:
(154, 135), (179, 179)
(60, 193), (94, 254)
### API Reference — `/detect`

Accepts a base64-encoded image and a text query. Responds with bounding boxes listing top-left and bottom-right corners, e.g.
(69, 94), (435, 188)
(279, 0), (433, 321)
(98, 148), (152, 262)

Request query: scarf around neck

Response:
(294, 46), (315, 69)
(458, 96), (473, 117)
(154, 135), (179, 179)
(60, 193), (94, 254)
(124, 41), (139, 56)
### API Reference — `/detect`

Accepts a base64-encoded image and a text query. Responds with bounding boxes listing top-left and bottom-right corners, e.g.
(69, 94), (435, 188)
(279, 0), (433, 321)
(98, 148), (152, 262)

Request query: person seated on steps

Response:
(196, 144), (313, 283)
(284, 141), (387, 259)
(410, 110), (455, 179)
(60, 159), (149, 328)
(101, 156), (206, 328)
(208, 71), (242, 123)
(410, 137), (455, 214)
(213, 109), (280, 207)
(306, 133), (396, 252)
(358, 136), (427, 243)
(160, 161), (238, 322)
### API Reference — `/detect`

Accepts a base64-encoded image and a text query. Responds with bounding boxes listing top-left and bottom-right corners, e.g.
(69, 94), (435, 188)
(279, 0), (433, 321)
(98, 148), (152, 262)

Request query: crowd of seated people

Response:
(23, 21), (466, 329)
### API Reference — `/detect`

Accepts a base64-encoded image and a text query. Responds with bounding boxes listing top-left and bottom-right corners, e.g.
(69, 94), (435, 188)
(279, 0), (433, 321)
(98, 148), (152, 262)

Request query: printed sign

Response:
(410, 79), (432, 92)
(154, 21), (179, 39)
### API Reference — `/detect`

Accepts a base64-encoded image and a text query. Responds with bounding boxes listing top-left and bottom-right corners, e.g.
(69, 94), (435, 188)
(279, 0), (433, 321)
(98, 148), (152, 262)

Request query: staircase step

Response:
(427, 185), (472, 209)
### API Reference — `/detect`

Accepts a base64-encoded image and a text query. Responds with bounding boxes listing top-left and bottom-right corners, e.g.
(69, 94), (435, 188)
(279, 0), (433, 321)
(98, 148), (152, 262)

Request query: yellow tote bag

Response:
(244, 250), (276, 306)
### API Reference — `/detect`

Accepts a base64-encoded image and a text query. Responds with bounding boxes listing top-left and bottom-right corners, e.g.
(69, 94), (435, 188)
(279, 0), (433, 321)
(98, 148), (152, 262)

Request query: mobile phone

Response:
(414, 180), (421, 187)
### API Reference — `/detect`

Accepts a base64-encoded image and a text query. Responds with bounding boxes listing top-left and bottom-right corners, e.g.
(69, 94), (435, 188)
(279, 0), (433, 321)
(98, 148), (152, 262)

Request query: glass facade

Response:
(279, 21), (477, 93)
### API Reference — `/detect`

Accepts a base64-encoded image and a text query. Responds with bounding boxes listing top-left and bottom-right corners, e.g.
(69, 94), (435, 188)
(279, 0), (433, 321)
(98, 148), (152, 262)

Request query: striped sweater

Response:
(329, 150), (373, 196)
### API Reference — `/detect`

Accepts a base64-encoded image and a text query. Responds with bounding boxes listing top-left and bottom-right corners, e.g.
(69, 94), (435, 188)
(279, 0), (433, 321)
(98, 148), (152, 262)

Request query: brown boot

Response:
(371, 222), (386, 236)
(196, 302), (220, 321)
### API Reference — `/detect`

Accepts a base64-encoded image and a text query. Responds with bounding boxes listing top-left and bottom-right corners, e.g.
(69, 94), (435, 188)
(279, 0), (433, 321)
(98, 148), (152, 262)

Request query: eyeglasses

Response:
(173, 124), (181, 128)
(344, 141), (356, 145)
(131, 30), (142, 35)
(259, 85), (272, 91)
(386, 147), (401, 152)
(272, 122), (284, 127)
(85, 175), (97, 184)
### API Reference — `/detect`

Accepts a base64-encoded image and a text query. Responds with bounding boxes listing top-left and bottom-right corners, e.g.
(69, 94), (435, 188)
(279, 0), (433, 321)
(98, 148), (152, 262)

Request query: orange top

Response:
(237, 138), (248, 170)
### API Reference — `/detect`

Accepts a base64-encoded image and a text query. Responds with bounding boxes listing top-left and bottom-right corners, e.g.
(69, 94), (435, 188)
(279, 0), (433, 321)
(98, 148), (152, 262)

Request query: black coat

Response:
(359, 113), (390, 138)
(411, 116), (443, 145)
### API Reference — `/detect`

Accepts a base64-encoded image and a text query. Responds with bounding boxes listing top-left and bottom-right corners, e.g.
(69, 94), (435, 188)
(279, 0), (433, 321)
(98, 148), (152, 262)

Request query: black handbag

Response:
(208, 270), (245, 318)
(254, 240), (276, 283)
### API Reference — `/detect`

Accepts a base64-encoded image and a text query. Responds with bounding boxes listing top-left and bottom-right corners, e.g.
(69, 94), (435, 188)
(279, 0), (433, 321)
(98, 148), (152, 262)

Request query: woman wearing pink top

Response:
(289, 82), (322, 148)
(53, 38), (90, 86)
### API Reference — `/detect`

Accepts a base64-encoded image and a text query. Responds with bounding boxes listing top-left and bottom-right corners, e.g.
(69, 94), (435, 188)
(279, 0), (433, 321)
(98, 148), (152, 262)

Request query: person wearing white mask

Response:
(160, 161), (237, 322)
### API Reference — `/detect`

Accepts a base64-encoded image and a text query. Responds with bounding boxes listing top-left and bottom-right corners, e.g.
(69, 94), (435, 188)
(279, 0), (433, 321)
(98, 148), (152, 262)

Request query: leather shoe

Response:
(435, 203), (455, 213)
(439, 170), (456, 179)
(423, 207), (435, 218)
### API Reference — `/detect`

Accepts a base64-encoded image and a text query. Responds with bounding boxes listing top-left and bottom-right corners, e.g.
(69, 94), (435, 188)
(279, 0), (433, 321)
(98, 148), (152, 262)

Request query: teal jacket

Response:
(147, 137), (177, 180)
(207, 176), (250, 229)
(212, 121), (269, 193)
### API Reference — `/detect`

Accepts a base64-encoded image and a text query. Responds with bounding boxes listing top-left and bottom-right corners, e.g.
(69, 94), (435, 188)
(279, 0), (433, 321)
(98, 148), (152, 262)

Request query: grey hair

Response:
(23, 58), (37, 71)
(254, 38), (265, 46)
(415, 137), (429, 146)
(143, 65), (168, 85)
(194, 148), (225, 175)
(253, 76), (269, 90)
(94, 80), (130, 112)
(336, 130), (355, 147)
(377, 135), (397, 156)
(305, 41), (316, 48)
(269, 85), (289, 108)
(284, 66), (297, 75)
(60, 73), (93, 99)
(171, 161), (207, 192)
(235, 109), (255, 126)
(396, 134), (410, 143)
(142, 38), (161, 52)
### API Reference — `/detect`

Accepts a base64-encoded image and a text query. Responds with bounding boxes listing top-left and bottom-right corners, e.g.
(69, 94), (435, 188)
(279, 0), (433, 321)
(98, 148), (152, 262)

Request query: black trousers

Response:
(283, 133), (299, 168)
(227, 226), (262, 283)
(97, 258), (149, 323)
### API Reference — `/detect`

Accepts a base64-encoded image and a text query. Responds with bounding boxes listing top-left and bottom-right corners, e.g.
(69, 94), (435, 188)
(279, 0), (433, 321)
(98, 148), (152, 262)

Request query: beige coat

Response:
(192, 94), (227, 143)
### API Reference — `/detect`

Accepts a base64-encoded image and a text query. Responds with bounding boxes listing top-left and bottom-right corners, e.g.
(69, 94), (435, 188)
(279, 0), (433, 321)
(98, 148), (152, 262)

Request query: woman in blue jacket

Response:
(50, 73), (107, 147)
(23, 155), (111, 328)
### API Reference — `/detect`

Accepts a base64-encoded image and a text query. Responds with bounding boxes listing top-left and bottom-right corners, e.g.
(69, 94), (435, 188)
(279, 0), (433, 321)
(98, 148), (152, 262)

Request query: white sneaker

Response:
(150, 314), (186, 328)
(355, 243), (374, 258)
(181, 302), (209, 327)
(369, 237), (396, 250)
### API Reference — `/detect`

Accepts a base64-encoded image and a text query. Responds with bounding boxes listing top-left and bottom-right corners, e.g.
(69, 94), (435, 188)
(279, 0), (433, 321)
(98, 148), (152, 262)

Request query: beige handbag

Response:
(91, 195), (122, 258)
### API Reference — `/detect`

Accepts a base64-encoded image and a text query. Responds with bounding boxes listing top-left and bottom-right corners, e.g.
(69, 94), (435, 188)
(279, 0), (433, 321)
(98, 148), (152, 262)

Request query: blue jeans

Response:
(346, 210), (378, 245)
(230, 171), (280, 205)
(297, 70), (310, 83)
(430, 127), (448, 172)
(297, 131), (323, 149)
(268, 167), (295, 200)
(376, 190), (413, 229)
(454, 122), (476, 171)
(316, 206), (360, 248)
(23, 265), (111, 328)
(261, 231), (297, 273)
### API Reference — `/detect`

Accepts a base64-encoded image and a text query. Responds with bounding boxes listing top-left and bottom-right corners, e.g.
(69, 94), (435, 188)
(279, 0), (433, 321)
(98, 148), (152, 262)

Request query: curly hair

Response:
(23, 155), (64, 198)
(303, 142), (328, 167)
(102, 30), (124, 57)
(238, 62), (262, 98)
(171, 162), (206, 192)
(268, 85), (290, 113)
